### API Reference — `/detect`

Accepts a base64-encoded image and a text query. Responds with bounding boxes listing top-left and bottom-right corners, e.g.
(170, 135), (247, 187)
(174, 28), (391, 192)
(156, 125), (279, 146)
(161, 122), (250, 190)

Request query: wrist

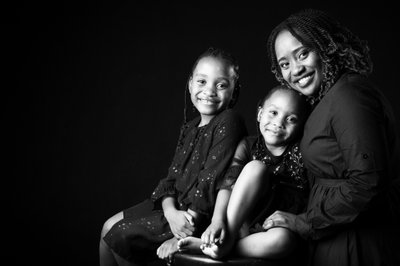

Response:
(163, 207), (177, 221)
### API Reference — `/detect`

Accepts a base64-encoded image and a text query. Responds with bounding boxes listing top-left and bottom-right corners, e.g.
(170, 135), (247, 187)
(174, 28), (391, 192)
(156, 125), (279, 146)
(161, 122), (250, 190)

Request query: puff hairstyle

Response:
(266, 9), (373, 102)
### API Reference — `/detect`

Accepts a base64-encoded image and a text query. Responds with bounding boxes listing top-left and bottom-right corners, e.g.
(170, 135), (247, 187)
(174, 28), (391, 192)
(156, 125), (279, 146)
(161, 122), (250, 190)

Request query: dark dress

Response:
(103, 109), (247, 264)
(221, 135), (309, 232)
(297, 73), (400, 266)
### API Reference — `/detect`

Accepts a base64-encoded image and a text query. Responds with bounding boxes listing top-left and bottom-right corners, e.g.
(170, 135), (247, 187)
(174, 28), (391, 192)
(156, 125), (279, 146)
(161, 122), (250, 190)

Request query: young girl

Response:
(99, 47), (247, 266)
(178, 86), (311, 260)
(265, 8), (400, 266)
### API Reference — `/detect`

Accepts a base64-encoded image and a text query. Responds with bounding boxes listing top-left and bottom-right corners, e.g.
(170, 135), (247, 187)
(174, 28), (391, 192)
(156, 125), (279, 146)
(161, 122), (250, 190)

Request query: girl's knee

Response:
(269, 228), (297, 254)
(241, 160), (268, 182)
(101, 212), (124, 238)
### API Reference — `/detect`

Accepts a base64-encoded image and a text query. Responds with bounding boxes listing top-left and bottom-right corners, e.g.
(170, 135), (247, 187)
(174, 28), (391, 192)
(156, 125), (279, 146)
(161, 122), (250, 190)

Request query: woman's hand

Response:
(201, 218), (226, 246)
(263, 211), (297, 231)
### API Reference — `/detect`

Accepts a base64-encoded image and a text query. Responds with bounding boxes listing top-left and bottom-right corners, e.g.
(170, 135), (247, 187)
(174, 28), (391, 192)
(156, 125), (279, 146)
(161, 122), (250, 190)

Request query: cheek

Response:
(281, 70), (290, 82)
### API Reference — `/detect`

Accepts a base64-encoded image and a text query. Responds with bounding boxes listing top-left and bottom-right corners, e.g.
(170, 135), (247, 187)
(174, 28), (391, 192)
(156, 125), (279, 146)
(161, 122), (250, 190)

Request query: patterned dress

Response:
(103, 109), (247, 263)
(221, 135), (309, 232)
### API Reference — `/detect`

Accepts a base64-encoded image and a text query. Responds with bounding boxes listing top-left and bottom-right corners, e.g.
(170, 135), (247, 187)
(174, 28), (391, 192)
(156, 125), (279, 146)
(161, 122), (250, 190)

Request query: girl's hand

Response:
(164, 209), (195, 239)
(263, 210), (296, 231)
(201, 218), (226, 245)
(156, 237), (179, 264)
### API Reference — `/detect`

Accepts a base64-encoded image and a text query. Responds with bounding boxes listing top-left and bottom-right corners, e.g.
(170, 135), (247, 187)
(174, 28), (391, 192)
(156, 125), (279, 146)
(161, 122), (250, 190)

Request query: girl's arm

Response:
(162, 196), (195, 239)
(186, 110), (247, 217)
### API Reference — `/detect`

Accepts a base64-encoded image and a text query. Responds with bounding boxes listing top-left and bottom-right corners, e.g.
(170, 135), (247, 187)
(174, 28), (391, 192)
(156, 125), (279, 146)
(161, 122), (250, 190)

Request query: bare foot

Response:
(177, 236), (203, 254)
(201, 235), (234, 259)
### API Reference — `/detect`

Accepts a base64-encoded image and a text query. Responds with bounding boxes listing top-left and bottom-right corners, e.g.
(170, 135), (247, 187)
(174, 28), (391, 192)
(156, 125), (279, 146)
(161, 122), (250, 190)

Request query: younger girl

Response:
(178, 86), (310, 260)
(99, 47), (247, 266)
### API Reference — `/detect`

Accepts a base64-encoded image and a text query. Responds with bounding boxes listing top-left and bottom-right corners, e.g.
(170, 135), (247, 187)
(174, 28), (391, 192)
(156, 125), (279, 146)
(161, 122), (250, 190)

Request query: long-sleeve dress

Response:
(103, 109), (247, 264)
(296, 73), (400, 266)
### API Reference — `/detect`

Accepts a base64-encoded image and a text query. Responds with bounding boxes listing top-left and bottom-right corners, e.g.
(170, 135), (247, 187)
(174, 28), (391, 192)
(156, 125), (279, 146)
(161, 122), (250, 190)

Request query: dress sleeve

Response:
(150, 124), (188, 204)
(302, 80), (390, 240)
(187, 111), (247, 216)
(218, 138), (251, 190)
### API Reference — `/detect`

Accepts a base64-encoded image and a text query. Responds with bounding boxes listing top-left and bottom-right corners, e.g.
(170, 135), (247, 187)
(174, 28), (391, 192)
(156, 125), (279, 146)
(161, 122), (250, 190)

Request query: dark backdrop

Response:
(5, 1), (399, 265)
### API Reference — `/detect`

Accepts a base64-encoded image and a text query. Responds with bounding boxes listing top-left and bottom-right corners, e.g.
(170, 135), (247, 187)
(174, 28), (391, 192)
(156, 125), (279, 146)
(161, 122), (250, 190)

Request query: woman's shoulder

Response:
(331, 73), (376, 97)
(328, 73), (379, 105)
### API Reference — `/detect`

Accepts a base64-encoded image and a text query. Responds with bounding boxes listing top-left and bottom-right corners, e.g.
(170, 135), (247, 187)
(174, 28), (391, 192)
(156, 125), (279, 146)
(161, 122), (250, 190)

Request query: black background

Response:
(5, 1), (400, 265)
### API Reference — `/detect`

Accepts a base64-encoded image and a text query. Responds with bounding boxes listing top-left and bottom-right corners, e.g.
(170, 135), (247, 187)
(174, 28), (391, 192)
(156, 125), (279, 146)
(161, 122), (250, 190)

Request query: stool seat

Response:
(172, 252), (284, 266)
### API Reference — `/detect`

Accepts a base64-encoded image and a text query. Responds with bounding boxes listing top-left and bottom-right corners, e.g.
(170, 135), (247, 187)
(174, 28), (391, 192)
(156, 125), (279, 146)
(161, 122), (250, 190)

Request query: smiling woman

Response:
(265, 8), (400, 266)
(273, 30), (323, 98)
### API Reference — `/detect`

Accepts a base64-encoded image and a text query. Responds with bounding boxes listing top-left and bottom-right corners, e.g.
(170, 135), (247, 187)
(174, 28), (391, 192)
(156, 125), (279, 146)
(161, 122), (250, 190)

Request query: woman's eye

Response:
(299, 50), (309, 60)
(279, 62), (289, 69)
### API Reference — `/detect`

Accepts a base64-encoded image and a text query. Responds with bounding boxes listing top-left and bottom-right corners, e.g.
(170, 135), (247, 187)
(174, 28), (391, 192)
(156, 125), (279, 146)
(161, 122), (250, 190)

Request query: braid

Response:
(267, 9), (373, 102)
(183, 47), (241, 124)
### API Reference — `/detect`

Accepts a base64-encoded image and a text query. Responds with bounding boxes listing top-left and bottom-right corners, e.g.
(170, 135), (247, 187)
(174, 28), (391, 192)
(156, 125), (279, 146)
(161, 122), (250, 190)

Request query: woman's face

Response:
(274, 30), (323, 97)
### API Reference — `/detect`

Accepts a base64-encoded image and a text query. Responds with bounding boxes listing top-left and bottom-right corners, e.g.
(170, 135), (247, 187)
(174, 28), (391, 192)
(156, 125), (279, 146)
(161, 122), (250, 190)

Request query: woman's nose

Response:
(291, 61), (305, 76)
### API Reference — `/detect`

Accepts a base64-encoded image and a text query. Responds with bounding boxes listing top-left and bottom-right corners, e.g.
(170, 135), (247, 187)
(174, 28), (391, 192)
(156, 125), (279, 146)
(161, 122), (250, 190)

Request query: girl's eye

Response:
(216, 83), (228, 90)
(196, 79), (206, 85)
(269, 110), (278, 116)
(287, 116), (298, 124)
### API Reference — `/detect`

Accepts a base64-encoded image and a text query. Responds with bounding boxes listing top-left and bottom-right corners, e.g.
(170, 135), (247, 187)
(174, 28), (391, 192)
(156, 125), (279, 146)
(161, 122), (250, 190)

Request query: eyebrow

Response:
(277, 46), (304, 63)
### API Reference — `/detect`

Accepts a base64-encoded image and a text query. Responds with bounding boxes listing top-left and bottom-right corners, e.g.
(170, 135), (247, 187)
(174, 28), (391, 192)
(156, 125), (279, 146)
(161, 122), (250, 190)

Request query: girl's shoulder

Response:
(209, 109), (246, 129)
(213, 108), (243, 122)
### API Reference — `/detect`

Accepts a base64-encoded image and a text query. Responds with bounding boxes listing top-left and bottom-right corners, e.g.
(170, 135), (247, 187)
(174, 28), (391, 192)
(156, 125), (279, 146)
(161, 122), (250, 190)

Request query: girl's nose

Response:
(203, 85), (217, 95)
(273, 117), (284, 128)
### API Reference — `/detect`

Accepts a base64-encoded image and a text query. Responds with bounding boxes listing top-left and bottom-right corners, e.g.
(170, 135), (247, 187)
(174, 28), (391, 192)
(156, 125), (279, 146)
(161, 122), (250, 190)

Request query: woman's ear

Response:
(257, 107), (263, 122)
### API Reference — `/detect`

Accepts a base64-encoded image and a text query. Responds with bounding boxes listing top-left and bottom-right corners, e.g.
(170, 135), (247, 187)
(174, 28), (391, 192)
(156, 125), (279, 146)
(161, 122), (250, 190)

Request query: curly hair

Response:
(266, 9), (373, 102)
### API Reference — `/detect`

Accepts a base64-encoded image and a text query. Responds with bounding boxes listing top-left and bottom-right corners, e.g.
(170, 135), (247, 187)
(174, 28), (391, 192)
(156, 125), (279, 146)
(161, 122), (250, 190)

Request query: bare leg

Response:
(100, 211), (140, 266)
(204, 161), (270, 259)
(236, 227), (297, 259)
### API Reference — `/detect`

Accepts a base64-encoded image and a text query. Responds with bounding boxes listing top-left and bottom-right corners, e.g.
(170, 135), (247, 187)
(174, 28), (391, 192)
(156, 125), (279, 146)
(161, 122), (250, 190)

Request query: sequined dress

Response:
(103, 109), (247, 263)
(221, 135), (309, 232)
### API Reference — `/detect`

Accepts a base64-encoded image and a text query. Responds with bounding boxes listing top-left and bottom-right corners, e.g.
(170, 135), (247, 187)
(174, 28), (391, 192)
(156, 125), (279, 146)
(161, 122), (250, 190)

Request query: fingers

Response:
(262, 219), (274, 230)
(184, 212), (195, 226)
(201, 231), (210, 245)
(218, 229), (225, 244)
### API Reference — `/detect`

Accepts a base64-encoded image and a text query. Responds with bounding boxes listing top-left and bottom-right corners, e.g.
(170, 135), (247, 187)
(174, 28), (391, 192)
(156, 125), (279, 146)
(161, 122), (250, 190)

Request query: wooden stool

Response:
(172, 252), (289, 266)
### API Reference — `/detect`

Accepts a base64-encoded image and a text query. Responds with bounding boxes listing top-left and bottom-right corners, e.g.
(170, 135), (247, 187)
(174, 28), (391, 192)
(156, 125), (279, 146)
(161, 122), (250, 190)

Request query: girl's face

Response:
(188, 56), (235, 125)
(274, 30), (323, 97)
(258, 90), (304, 155)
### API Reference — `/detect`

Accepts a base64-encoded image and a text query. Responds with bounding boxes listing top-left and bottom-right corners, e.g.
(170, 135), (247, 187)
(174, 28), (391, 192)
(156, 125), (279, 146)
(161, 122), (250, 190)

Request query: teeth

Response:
(298, 76), (311, 86)
(199, 99), (215, 104)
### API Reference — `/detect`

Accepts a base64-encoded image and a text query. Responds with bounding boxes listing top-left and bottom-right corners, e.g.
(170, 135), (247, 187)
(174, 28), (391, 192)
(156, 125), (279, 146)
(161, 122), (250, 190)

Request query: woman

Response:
(264, 8), (400, 266)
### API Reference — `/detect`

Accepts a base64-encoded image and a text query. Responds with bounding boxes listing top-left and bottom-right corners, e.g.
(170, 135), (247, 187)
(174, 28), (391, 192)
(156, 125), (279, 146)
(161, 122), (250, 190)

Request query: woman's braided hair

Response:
(266, 9), (373, 102)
